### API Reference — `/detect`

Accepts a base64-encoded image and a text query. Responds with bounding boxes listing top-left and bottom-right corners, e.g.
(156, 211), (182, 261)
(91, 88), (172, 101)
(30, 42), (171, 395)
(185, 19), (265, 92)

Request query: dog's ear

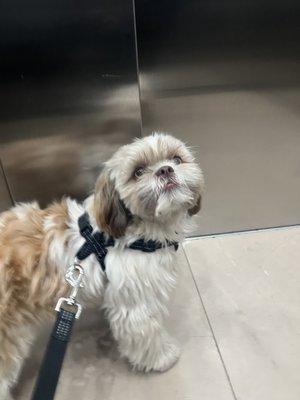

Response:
(188, 194), (202, 216)
(94, 169), (130, 238)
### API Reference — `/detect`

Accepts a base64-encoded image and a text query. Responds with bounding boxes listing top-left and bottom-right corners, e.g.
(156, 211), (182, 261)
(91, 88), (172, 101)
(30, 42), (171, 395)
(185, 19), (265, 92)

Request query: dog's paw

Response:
(151, 340), (181, 372)
(134, 338), (180, 373)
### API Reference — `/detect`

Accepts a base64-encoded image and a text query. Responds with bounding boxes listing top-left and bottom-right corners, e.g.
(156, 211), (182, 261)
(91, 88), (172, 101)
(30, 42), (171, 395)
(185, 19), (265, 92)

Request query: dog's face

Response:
(94, 133), (204, 237)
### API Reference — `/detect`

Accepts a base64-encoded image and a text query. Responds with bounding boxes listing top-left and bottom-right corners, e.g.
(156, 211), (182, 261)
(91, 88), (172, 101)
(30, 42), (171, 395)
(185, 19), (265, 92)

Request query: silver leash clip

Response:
(55, 263), (84, 319)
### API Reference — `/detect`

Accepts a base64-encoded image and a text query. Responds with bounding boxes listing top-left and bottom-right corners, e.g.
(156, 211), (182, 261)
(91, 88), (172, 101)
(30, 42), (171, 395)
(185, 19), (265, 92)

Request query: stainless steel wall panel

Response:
(0, 0), (141, 206)
(135, 0), (300, 235)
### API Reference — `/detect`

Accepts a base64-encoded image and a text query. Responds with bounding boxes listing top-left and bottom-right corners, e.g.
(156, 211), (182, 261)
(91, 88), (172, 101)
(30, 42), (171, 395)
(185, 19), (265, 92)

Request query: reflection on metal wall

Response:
(0, 0), (141, 206)
(135, 0), (300, 235)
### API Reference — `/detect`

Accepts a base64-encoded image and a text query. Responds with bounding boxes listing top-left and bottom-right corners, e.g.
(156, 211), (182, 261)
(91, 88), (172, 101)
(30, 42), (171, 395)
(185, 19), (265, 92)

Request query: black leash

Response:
(31, 309), (76, 400)
(31, 265), (84, 400)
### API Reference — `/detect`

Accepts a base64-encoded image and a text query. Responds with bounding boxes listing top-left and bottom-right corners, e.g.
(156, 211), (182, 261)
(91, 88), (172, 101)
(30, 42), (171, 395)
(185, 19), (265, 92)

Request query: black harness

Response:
(76, 212), (178, 271)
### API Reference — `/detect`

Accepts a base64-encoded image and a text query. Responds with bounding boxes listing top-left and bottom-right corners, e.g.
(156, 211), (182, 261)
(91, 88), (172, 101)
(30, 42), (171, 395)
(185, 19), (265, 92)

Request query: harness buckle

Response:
(55, 263), (85, 319)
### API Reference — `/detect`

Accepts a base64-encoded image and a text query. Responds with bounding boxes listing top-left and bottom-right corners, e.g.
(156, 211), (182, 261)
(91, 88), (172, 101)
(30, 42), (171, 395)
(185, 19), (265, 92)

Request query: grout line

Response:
(181, 246), (238, 400)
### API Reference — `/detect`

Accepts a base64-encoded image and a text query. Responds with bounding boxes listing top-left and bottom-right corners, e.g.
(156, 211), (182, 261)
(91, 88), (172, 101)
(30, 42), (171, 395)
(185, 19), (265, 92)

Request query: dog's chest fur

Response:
(51, 198), (178, 310)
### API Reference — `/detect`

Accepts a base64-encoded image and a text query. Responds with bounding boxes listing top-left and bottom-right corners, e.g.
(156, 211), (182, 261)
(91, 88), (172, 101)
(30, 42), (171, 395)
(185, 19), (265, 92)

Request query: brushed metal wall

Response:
(1, 1), (300, 236)
(135, 0), (300, 235)
(0, 0), (141, 209)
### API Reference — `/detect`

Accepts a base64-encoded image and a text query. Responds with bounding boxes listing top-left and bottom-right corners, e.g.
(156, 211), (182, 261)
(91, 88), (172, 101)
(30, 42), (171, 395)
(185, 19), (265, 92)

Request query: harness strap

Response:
(76, 213), (178, 271)
(76, 214), (109, 270)
(128, 238), (179, 252)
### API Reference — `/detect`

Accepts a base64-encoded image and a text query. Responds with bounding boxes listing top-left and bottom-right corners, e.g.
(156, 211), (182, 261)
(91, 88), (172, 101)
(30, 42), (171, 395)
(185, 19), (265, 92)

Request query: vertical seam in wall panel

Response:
(0, 159), (14, 205)
(132, 0), (143, 136)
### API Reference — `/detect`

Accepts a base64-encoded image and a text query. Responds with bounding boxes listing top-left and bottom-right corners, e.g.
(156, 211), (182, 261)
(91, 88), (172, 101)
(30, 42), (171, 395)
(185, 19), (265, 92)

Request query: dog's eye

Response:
(134, 166), (145, 178)
(173, 156), (182, 165)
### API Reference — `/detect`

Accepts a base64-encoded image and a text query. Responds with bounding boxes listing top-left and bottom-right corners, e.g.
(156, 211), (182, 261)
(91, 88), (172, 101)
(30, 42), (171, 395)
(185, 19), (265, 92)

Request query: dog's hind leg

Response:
(0, 383), (14, 400)
(0, 320), (35, 400)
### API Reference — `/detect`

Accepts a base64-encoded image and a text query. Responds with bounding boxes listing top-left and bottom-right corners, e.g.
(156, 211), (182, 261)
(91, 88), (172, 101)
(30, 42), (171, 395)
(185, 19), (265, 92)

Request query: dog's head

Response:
(93, 133), (204, 237)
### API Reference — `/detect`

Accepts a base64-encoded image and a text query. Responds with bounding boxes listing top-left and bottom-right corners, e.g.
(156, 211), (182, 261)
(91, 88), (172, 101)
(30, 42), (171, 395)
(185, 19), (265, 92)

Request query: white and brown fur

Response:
(0, 133), (204, 399)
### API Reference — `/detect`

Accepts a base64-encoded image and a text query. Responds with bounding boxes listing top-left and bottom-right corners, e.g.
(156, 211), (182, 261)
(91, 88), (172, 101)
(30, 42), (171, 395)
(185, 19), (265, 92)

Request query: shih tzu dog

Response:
(0, 133), (204, 399)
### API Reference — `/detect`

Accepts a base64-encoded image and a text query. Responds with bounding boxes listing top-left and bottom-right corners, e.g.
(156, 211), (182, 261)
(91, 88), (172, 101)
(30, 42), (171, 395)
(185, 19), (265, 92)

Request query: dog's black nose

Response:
(155, 165), (174, 177)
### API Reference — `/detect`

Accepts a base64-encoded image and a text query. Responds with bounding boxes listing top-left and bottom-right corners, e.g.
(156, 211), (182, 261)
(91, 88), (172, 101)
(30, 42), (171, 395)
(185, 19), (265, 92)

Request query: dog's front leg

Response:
(104, 287), (180, 372)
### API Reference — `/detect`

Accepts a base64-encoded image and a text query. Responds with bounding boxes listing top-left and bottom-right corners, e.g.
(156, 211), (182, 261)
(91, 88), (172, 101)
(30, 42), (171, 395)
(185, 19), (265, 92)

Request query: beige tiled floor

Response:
(15, 226), (300, 400)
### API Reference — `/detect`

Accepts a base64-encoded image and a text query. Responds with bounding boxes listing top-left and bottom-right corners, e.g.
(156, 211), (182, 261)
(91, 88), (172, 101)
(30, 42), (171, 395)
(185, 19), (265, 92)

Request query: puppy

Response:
(0, 133), (204, 399)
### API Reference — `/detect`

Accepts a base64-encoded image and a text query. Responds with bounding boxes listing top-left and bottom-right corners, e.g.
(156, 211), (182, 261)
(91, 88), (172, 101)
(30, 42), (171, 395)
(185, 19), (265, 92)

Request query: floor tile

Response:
(15, 248), (234, 400)
(183, 227), (300, 400)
